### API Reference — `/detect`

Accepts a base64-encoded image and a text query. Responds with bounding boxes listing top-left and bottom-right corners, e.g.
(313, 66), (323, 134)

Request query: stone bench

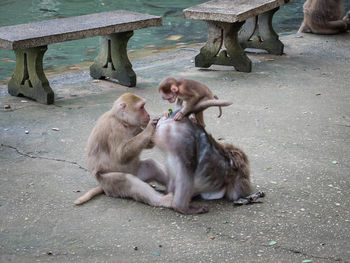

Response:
(0, 10), (162, 104)
(184, 0), (289, 72)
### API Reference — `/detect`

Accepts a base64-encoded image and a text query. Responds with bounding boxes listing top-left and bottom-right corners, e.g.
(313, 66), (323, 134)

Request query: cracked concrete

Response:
(0, 33), (350, 263)
(2, 144), (88, 172)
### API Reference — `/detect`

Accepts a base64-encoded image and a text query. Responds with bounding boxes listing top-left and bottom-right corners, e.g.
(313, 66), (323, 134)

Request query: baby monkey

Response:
(158, 77), (231, 127)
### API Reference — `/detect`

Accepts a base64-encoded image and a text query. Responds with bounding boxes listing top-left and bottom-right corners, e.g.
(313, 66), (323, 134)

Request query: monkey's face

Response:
(115, 99), (150, 128)
(135, 101), (150, 127)
(160, 91), (177, 103)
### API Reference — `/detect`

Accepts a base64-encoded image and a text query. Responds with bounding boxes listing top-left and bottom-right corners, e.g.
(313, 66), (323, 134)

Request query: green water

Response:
(0, 0), (347, 82)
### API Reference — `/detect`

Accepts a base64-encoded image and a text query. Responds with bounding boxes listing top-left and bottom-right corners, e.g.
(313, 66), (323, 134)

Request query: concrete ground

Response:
(0, 32), (349, 263)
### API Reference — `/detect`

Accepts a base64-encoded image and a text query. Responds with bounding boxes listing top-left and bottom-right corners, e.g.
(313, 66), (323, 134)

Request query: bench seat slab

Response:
(90, 31), (136, 87)
(184, 0), (286, 23)
(238, 7), (284, 55)
(195, 21), (251, 72)
(8, 46), (54, 104)
(0, 10), (162, 50)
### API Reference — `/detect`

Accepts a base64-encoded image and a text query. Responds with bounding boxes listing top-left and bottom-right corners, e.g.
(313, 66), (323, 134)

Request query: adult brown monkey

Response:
(74, 93), (173, 208)
(154, 106), (264, 214)
(298, 0), (350, 34)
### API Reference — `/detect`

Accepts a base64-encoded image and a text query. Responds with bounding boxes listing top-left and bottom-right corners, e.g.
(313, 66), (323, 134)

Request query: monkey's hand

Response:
(149, 117), (161, 129)
(189, 115), (198, 124)
(144, 117), (161, 148)
(343, 11), (350, 29)
(174, 111), (184, 121)
(143, 118), (158, 136)
(346, 20), (350, 30)
(233, 191), (265, 205)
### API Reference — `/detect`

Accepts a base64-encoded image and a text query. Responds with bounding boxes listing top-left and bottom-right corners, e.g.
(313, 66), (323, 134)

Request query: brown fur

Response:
(155, 113), (253, 214)
(74, 93), (173, 208)
(202, 131), (251, 200)
(223, 144), (251, 200)
(158, 77), (232, 127)
(299, 0), (350, 34)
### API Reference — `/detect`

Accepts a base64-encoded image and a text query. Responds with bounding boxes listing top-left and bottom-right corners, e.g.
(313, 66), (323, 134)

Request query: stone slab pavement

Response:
(0, 33), (349, 263)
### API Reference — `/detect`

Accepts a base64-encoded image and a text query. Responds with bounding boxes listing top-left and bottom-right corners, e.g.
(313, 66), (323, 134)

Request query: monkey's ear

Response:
(170, 85), (178, 93)
(119, 103), (127, 112)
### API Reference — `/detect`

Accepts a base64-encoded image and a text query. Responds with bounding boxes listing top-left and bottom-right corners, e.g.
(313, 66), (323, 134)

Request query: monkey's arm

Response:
(145, 138), (155, 149)
(328, 20), (349, 30)
(176, 98), (183, 109)
(344, 11), (350, 22)
(310, 21), (347, 34)
(174, 98), (201, 121)
(181, 97), (201, 115)
(298, 20), (311, 33)
(118, 124), (155, 163)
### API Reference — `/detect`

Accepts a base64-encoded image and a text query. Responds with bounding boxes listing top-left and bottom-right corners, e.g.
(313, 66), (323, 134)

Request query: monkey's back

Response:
(155, 113), (228, 193)
(86, 110), (140, 176)
(304, 0), (344, 23)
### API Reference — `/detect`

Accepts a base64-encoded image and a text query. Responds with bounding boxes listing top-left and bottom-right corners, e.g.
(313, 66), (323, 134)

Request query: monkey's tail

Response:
(191, 99), (232, 115)
(74, 186), (103, 205)
(214, 95), (222, 118)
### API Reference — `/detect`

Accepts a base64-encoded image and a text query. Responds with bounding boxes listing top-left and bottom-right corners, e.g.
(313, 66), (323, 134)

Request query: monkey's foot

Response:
(174, 204), (209, 214)
(233, 191), (265, 205)
(187, 205), (209, 214)
(160, 193), (174, 208)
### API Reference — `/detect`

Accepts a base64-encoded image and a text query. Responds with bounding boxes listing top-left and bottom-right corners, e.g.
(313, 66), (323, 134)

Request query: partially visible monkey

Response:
(74, 93), (173, 208)
(154, 106), (264, 214)
(158, 77), (232, 127)
(298, 0), (350, 34)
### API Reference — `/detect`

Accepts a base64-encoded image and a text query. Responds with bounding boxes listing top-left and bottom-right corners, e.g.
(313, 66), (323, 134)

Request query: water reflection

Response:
(0, 0), (349, 81)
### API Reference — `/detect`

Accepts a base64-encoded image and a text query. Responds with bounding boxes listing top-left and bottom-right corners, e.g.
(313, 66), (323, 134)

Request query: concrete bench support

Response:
(195, 21), (251, 72)
(238, 7), (284, 55)
(184, 0), (288, 72)
(8, 46), (54, 104)
(90, 31), (136, 87)
(0, 10), (161, 104)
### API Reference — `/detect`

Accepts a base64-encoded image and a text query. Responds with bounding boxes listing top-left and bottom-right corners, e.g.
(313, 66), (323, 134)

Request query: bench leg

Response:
(238, 7), (284, 55)
(8, 46), (54, 104)
(90, 31), (136, 87)
(195, 21), (251, 72)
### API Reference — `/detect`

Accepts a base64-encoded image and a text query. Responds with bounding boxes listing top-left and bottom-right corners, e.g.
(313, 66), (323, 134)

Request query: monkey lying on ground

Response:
(155, 107), (264, 214)
(74, 93), (173, 207)
(298, 0), (350, 34)
(158, 77), (232, 127)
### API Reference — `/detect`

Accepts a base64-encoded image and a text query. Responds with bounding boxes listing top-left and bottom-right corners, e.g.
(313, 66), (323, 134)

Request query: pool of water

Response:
(0, 0), (348, 82)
